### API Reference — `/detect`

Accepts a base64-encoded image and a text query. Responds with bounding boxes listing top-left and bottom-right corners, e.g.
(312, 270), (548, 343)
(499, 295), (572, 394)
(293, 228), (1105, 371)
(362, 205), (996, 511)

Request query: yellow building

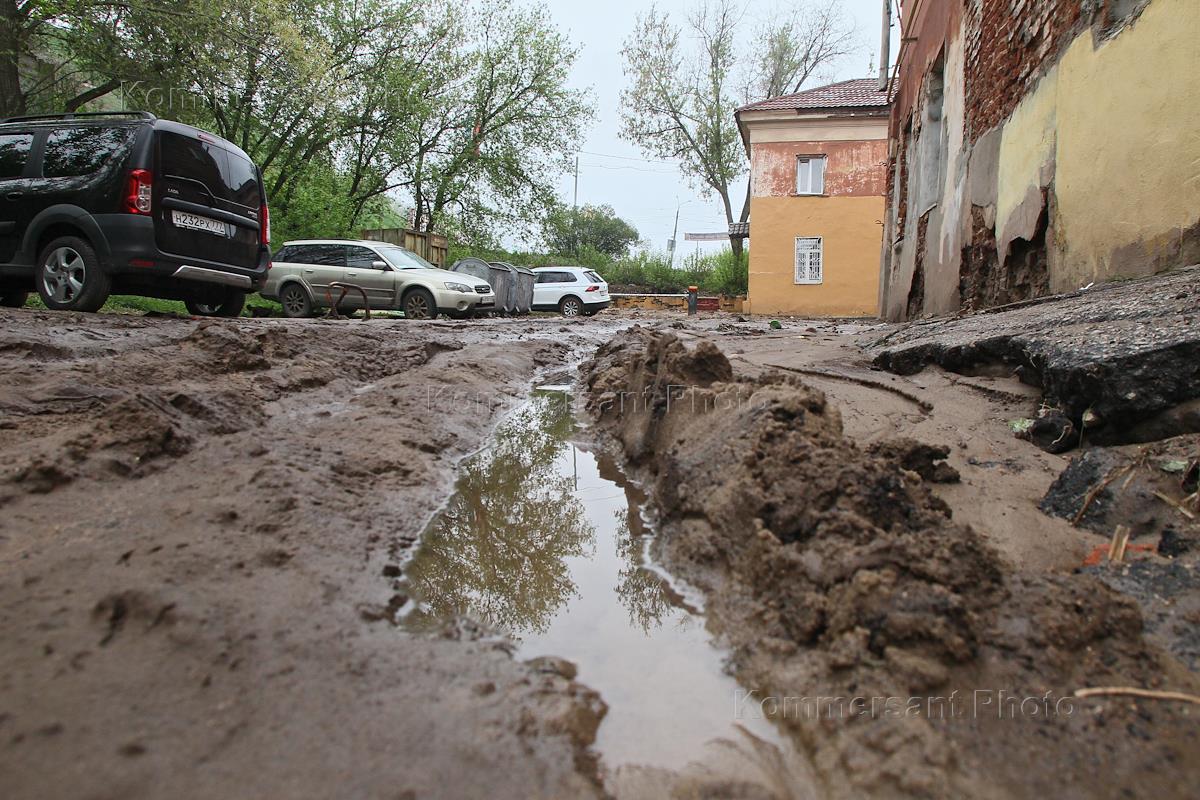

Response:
(736, 79), (890, 317)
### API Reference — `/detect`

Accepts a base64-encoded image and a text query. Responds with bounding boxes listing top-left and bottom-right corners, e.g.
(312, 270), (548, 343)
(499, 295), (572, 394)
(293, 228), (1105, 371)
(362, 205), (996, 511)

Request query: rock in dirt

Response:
(868, 266), (1200, 450)
(582, 326), (1200, 800)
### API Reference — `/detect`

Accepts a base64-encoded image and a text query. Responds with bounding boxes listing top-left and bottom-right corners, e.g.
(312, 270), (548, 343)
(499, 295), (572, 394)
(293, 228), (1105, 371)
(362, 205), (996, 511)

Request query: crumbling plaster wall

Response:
(881, 0), (1199, 321)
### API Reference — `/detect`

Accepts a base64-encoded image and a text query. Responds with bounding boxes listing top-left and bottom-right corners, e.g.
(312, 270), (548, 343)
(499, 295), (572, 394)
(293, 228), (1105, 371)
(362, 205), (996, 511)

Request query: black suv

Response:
(0, 112), (271, 316)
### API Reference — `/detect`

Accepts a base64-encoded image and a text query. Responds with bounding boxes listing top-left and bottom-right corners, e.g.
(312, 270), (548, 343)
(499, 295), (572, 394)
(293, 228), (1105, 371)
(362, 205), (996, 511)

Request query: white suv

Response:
(262, 240), (495, 319)
(531, 267), (610, 317)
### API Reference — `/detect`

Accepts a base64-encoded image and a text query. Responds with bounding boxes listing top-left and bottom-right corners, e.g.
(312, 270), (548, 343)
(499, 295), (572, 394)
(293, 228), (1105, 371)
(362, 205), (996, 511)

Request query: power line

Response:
(578, 161), (679, 174)
(577, 149), (679, 166)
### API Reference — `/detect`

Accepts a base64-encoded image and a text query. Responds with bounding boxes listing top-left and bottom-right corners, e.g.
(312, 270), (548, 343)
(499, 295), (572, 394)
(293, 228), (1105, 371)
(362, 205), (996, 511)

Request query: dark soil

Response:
(582, 326), (1200, 800)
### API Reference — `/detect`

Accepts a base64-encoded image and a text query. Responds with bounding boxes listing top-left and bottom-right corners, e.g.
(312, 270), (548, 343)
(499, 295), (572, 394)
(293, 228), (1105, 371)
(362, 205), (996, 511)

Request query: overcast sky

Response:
(540, 0), (898, 260)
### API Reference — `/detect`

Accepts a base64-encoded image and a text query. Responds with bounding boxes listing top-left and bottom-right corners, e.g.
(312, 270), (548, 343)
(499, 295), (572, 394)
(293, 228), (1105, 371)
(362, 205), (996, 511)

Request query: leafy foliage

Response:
(4, 0), (591, 244)
(619, 0), (855, 258)
(541, 203), (640, 259)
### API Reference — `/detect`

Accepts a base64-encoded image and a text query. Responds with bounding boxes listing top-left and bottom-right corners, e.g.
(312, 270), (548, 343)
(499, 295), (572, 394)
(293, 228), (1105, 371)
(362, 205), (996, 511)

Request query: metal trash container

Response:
(512, 266), (535, 315)
(488, 261), (523, 316)
(452, 258), (515, 315)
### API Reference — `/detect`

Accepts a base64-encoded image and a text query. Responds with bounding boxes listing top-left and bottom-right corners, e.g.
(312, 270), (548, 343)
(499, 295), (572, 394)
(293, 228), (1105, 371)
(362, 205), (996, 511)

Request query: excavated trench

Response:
(398, 387), (804, 788)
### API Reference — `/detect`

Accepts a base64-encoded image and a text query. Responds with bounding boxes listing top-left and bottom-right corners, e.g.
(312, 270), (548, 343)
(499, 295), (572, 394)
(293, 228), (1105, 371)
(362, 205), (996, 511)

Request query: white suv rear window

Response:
(584, 271), (604, 283)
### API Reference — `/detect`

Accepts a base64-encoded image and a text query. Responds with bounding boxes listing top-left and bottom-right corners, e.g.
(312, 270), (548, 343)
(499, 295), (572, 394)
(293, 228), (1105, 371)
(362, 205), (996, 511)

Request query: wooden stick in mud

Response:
(1153, 491), (1197, 520)
(1073, 465), (1132, 526)
(1074, 687), (1200, 706)
(1108, 525), (1131, 564)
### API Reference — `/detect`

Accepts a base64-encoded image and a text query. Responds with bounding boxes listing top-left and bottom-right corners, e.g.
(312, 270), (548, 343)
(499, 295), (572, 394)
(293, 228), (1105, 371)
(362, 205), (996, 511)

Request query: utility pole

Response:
(878, 0), (891, 91)
(572, 156), (580, 257)
(668, 201), (680, 266)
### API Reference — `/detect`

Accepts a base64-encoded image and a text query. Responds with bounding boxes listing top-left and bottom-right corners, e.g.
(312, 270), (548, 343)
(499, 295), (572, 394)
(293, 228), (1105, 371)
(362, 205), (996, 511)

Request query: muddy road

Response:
(2, 299), (1198, 799)
(0, 309), (624, 799)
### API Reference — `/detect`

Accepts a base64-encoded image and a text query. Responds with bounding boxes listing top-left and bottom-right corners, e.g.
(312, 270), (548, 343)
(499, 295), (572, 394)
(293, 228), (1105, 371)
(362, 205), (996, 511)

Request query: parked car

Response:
(0, 111), (271, 316)
(531, 266), (610, 317)
(262, 239), (495, 320)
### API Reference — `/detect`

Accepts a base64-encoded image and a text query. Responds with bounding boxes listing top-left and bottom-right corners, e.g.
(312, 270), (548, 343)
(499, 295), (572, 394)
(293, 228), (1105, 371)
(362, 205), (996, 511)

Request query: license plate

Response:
(172, 210), (227, 237)
(477, 300), (494, 307)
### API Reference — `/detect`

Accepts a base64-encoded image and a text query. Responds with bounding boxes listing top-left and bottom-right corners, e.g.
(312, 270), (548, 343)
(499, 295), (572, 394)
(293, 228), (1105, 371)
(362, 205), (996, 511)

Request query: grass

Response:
(22, 293), (283, 317)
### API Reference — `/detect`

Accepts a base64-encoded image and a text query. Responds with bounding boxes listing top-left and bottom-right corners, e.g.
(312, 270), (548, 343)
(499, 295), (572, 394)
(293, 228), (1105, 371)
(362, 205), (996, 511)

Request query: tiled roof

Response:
(737, 78), (891, 113)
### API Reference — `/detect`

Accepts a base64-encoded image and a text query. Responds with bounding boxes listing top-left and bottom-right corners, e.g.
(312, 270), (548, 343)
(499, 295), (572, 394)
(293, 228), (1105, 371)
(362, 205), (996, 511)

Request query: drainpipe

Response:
(878, 0), (892, 91)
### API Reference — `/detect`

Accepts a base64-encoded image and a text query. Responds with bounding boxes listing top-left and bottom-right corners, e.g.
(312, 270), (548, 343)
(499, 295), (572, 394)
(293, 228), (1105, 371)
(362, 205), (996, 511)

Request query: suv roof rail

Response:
(0, 111), (157, 124)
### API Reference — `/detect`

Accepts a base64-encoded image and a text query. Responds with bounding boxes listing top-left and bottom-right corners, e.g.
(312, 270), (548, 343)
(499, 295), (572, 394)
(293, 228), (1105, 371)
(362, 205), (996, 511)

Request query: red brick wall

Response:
(962, 0), (1084, 143)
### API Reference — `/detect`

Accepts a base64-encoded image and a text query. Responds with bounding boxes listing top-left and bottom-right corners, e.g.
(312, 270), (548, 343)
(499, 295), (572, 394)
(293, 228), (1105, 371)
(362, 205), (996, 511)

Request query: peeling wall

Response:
(751, 140), (888, 198)
(881, 0), (1200, 321)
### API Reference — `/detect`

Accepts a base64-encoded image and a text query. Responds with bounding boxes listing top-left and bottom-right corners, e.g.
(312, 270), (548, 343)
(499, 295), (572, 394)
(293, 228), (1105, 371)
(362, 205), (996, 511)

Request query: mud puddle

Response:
(401, 388), (794, 778)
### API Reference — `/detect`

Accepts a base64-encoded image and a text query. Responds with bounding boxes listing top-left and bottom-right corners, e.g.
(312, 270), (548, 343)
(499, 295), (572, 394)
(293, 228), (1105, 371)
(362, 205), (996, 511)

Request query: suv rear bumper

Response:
(96, 214), (270, 292)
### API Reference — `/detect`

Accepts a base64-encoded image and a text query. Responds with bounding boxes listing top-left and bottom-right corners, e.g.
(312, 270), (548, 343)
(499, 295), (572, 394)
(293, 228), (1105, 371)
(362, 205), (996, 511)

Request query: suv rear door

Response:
(155, 129), (262, 270)
(0, 130), (36, 263)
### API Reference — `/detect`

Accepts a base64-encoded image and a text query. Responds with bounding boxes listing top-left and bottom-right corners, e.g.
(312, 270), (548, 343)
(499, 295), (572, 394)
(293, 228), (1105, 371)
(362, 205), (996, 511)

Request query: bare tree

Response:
(620, 0), (856, 259)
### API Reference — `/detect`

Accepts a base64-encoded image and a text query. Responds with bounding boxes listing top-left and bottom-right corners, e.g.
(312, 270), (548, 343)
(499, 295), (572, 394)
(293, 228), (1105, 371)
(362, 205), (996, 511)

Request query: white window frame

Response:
(794, 237), (823, 285)
(795, 156), (826, 196)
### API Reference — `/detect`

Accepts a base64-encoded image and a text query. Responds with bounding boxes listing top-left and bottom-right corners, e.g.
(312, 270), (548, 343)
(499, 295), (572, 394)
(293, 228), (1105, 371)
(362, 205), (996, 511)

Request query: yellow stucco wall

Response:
(990, 0), (1200, 290)
(747, 195), (882, 317)
(1053, 0), (1200, 288)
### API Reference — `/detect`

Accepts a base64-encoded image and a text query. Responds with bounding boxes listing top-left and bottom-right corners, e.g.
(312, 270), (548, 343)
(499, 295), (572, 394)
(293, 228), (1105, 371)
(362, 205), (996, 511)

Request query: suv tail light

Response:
(586, 285), (600, 292)
(124, 169), (153, 215)
(260, 203), (271, 246)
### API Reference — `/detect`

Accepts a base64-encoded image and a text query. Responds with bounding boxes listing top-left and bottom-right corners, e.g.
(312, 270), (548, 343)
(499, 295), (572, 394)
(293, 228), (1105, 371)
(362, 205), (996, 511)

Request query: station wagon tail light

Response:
(124, 169), (153, 215)
(260, 203), (270, 245)
(586, 285), (600, 292)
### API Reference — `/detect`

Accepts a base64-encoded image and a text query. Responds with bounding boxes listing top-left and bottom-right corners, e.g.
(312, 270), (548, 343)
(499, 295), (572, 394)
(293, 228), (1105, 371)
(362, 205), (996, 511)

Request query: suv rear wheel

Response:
(279, 283), (313, 318)
(559, 296), (583, 318)
(37, 236), (110, 313)
(185, 289), (246, 318)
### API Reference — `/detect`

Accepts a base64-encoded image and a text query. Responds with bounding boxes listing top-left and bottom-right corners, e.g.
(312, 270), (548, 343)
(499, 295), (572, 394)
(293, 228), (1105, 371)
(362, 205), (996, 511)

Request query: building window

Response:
(795, 237), (823, 284)
(796, 156), (826, 195)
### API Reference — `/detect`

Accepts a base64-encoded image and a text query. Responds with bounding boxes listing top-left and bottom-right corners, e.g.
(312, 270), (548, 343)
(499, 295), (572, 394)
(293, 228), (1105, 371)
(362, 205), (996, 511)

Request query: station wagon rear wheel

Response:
(279, 283), (312, 318)
(37, 237), (109, 313)
(403, 288), (438, 320)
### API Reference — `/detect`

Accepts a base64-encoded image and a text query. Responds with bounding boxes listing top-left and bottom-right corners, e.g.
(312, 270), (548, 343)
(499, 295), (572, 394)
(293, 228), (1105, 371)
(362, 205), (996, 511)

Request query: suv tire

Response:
(403, 288), (439, 320)
(279, 283), (312, 318)
(37, 236), (110, 313)
(0, 291), (28, 308)
(559, 296), (583, 318)
(186, 289), (246, 318)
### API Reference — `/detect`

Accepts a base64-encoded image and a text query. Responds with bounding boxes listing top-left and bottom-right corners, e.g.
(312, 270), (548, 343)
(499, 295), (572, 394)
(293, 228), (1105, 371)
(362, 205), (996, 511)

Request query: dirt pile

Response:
(582, 327), (1200, 799)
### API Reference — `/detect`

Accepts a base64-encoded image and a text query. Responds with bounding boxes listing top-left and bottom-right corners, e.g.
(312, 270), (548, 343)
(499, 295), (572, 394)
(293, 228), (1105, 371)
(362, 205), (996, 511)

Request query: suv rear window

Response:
(0, 133), (33, 179)
(224, 151), (261, 209)
(159, 131), (226, 202)
(157, 131), (261, 210)
(584, 271), (604, 283)
(43, 127), (133, 178)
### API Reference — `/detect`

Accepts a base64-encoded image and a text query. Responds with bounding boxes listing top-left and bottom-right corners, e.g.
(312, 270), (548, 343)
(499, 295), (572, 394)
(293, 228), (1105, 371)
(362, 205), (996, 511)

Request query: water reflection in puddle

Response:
(403, 389), (790, 774)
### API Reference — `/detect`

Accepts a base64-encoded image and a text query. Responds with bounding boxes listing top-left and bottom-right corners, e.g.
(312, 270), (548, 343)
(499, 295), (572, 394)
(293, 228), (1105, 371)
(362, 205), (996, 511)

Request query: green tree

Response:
(619, 0), (855, 260)
(404, 0), (592, 237)
(542, 203), (640, 259)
